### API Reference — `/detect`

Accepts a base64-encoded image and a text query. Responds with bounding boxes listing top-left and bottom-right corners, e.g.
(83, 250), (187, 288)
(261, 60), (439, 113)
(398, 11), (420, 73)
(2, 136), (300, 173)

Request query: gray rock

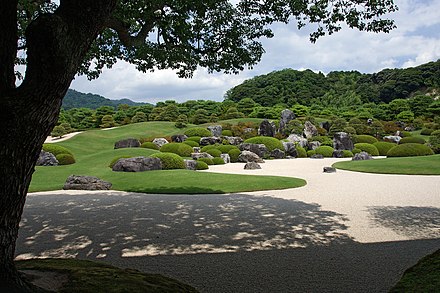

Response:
(207, 125), (223, 137)
(191, 152), (214, 160)
(303, 121), (318, 139)
(279, 109), (295, 133)
(308, 141), (321, 150)
(282, 142), (298, 157)
(332, 150), (344, 158)
(258, 119), (276, 137)
(184, 159), (198, 170)
(244, 162), (262, 170)
(333, 132), (353, 150)
(352, 151), (373, 161)
(193, 147), (201, 153)
(63, 175), (112, 190)
(152, 138), (169, 148)
(36, 150), (58, 166)
(287, 134), (308, 148)
(323, 167), (336, 173)
(239, 143), (268, 158)
(271, 148), (285, 159)
(171, 134), (188, 143)
(200, 136), (222, 146)
(383, 135), (401, 144)
(112, 156), (162, 172)
(221, 154), (231, 164)
(238, 150), (264, 163)
(320, 121), (331, 132)
(114, 138), (141, 149)
(223, 136), (244, 145)
(243, 128), (255, 134)
(310, 154), (324, 159)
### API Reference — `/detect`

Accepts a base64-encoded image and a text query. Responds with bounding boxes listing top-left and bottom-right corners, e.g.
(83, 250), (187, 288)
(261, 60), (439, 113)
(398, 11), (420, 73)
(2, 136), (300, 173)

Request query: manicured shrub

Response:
(387, 143), (434, 157)
(343, 126), (357, 135)
(400, 131), (412, 137)
(420, 128), (434, 136)
(342, 150), (354, 158)
(150, 153), (185, 169)
(353, 135), (378, 144)
(184, 127), (211, 137)
(42, 144), (73, 156)
(315, 146), (334, 157)
(183, 140), (199, 147)
(354, 143), (379, 156)
(201, 144), (220, 152)
(186, 136), (201, 143)
(222, 130), (233, 136)
(56, 154), (76, 165)
(307, 150), (316, 157)
(160, 143), (193, 157)
(296, 146), (307, 158)
(310, 136), (333, 147)
(352, 148), (361, 154)
(195, 161), (209, 170)
(212, 157), (226, 165)
(206, 149), (222, 157)
(429, 130), (440, 154)
(399, 137), (426, 144)
(217, 145), (239, 153)
(244, 136), (284, 152)
(228, 148), (241, 163)
(197, 157), (214, 165)
(109, 155), (133, 168)
(373, 142), (396, 156)
(141, 142), (159, 150)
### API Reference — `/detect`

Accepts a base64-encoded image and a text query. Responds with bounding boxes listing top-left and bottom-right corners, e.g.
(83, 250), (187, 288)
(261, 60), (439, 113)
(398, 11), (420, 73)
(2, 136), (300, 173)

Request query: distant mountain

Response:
(62, 89), (150, 109)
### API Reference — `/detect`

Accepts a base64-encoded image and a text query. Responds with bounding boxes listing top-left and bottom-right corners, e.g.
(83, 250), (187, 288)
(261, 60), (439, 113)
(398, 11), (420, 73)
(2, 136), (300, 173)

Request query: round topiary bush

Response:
(217, 145), (239, 153)
(342, 150), (354, 158)
(399, 137), (426, 144)
(387, 143), (434, 157)
(195, 160), (209, 170)
(315, 146), (334, 157)
(201, 144), (220, 152)
(186, 136), (201, 143)
(310, 136), (333, 147)
(343, 126), (357, 135)
(420, 128), (434, 136)
(228, 148), (241, 163)
(183, 140), (199, 147)
(141, 142), (159, 150)
(244, 136), (284, 152)
(197, 157), (214, 165)
(184, 128), (211, 137)
(222, 130), (233, 136)
(373, 142), (396, 156)
(150, 153), (185, 169)
(354, 143), (379, 156)
(307, 150), (316, 157)
(109, 155), (133, 168)
(42, 144), (73, 156)
(160, 143), (193, 157)
(296, 146), (307, 158)
(429, 130), (440, 154)
(400, 131), (412, 137)
(353, 135), (378, 144)
(352, 148), (361, 154)
(212, 157), (226, 165)
(206, 149), (222, 157)
(56, 154), (76, 165)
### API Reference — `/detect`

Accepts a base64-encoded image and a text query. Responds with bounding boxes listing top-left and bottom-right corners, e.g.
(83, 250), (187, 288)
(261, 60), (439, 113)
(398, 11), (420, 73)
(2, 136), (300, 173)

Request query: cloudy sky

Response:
(70, 0), (440, 104)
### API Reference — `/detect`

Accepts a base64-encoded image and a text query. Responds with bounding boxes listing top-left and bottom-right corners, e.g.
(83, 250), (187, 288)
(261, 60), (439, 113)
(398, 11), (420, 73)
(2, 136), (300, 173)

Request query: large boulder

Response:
(258, 119), (276, 137)
(244, 162), (262, 170)
(282, 142), (298, 157)
(200, 136), (222, 146)
(63, 175), (112, 190)
(308, 141), (321, 150)
(332, 150), (344, 158)
(191, 152), (214, 160)
(207, 125), (222, 137)
(271, 148), (285, 159)
(223, 136), (244, 145)
(112, 157), (162, 172)
(36, 150), (58, 166)
(114, 138), (141, 149)
(287, 134), (308, 148)
(152, 138), (169, 148)
(239, 143), (268, 158)
(238, 150), (264, 163)
(320, 121), (331, 132)
(333, 132), (353, 150)
(221, 154), (231, 164)
(279, 109), (295, 133)
(383, 135), (401, 144)
(184, 159), (198, 171)
(171, 134), (187, 143)
(352, 152), (373, 161)
(303, 121), (318, 139)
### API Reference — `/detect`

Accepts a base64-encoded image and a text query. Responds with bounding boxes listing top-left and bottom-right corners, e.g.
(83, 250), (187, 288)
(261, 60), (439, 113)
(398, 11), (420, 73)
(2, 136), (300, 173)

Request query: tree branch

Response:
(0, 0), (18, 93)
(106, 16), (156, 47)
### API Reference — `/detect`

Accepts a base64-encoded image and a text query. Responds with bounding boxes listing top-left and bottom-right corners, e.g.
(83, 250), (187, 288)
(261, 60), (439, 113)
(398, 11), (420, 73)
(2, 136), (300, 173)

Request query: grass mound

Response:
(160, 143), (193, 157)
(42, 144), (73, 156)
(387, 143), (434, 157)
(150, 152), (186, 170)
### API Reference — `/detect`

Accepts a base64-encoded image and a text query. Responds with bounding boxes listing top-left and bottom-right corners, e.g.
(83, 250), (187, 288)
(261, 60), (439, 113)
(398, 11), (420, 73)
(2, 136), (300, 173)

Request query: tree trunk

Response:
(0, 1), (117, 290)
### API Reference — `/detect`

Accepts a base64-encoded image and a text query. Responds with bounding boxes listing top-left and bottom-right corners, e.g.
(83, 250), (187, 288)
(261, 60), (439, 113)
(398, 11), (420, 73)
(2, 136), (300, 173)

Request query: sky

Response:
(70, 0), (440, 104)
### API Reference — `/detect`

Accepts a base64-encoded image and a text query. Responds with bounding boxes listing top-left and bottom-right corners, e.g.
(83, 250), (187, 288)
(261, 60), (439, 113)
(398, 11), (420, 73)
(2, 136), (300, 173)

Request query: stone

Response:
(114, 138), (141, 149)
(112, 156), (162, 172)
(279, 109), (295, 133)
(310, 154), (324, 159)
(171, 134), (188, 143)
(63, 175), (112, 190)
(223, 136), (244, 145)
(287, 134), (308, 148)
(221, 154), (231, 164)
(323, 167), (336, 173)
(200, 136), (222, 146)
(152, 138), (169, 148)
(270, 148), (285, 159)
(367, 118), (373, 125)
(193, 147), (201, 153)
(308, 141), (321, 150)
(184, 159), (198, 170)
(332, 150), (344, 158)
(320, 121), (331, 132)
(239, 143), (268, 158)
(258, 119), (276, 137)
(207, 125), (222, 137)
(36, 150), (58, 166)
(238, 150), (264, 163)
(282, 142), (298, 157)
(303, 121), (318, 139)
(243, 128), (254, 134)
(383, 135), (401, 144)
(333, 132), (353, 150)
(191, 152), (214, 160)
(244, 162), (261, 170)
(352, 152), (373, 161)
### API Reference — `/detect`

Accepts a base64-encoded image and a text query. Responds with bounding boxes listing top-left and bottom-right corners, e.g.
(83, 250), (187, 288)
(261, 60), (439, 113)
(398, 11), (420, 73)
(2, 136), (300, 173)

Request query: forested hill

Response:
(224, 59), (440, 107)
(62, 89), (149, 109)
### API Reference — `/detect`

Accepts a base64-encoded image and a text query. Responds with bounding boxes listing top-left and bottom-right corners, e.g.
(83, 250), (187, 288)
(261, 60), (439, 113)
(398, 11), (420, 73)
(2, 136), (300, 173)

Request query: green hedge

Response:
(387, 143), (434, 157)
(373, 142), (396, 156)
(244, 136), (283, 151)
(353, 135), (378, 144)
(429, 130), (440, 154)
(56, 154), (76, 165)
(197, 157), (214, 165)
(222, 130), (233, 136)
(212, 157), (226, 165)
(150, 153), (185, 169)
(217, 145), (239, 153)
(296, 146), (307, 158)
(315, 146), (334, 157)
(342, 150), (354, 158)
(228, 148), (241, 163)
(160, 143), (193, 157)
(310, 136), (333, 147)
(399, 137), (426, 144)
(352, 148), (361, 154)
(201, 145), (220, 152)
(186, 136), (201, 143)
(195, 161), (209, 170)
(307, 150), (316, 157)
(109, 155), (133, 168)
(183, 140), (199, 147)
(206, 149), (222, 157)
(42, 144), (73, 156)
(184, 128), (211, 137)
(354, 143), (379, 156)
(141, 142), (159, 150)
(420, 128), (434, 135)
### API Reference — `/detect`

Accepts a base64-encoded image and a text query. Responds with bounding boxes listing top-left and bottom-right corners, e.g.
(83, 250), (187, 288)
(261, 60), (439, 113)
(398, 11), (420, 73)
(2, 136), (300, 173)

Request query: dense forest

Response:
(62, 89), (149, 109)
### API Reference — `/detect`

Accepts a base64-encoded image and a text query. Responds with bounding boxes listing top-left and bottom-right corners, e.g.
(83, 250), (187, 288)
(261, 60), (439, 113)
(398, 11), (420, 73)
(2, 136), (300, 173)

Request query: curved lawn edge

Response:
(332, 155), (440, 175)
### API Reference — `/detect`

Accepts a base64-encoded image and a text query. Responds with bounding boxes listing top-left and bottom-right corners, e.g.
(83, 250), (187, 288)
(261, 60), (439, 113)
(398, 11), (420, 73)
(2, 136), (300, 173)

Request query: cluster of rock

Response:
(63, 175), (112, 190)
(36, 150), (58, 166)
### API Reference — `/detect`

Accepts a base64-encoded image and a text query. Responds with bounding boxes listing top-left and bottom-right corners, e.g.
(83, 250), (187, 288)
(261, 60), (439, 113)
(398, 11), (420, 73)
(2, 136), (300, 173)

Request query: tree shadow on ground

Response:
(17, 192), (354, 260)
(367, 206), (440, 239)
